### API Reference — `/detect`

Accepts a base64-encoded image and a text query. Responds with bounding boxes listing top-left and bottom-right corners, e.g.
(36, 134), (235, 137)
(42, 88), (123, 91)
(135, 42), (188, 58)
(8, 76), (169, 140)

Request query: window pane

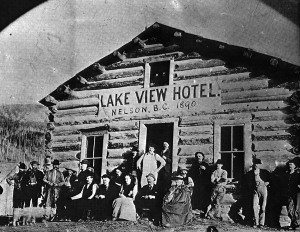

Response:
(150, 61), (170, 87)
(232, 126), (244, 151)
(94, 136), (103, 158)
(221, 152), (232, 178)
(94, 159), (102, 179)
(221, 126), (231, 151)
(86, 137), (94, 158)
(233, 152), (244, 180)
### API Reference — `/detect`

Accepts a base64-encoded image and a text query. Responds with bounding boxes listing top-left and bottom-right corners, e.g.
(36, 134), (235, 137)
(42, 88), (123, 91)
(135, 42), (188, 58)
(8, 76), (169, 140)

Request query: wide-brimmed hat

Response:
(30, 161), (39, 165)
(146, 173), (156, 180)
(172, 175), (184, 180)
(178, 165), (188, 172)
(52, 159), (60, 165)
(19, 162), (27, 170)
(65, 167), (76, 172)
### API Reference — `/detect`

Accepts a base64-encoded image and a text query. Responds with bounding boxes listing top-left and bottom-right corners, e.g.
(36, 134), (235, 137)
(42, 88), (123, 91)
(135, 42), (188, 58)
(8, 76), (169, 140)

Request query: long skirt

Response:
(112, 197), (136, 221)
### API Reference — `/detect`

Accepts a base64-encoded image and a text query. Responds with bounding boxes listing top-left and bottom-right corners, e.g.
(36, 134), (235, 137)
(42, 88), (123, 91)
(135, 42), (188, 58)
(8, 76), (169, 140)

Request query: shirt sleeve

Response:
(155, 154), (166, 166)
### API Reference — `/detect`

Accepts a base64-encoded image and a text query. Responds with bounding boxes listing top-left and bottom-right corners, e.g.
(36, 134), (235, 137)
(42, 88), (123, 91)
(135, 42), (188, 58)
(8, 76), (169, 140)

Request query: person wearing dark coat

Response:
(135, 173), (160, 221)
(188, 152), (211, 214)
(280, 160), (300, 229)
(22, 160), (44, 225)
(71, 171), (98, 221)
(245, 158), (270, 228)
(94, 174), (120, 221)
(6, 162), (27, 226)
(158, 142), (172, 194)
(75, 159), (91, 193)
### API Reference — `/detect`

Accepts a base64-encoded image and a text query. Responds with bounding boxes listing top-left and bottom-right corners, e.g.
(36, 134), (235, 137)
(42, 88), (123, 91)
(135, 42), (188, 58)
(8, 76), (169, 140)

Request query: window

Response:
(220, 125), (244, 179)
(149, 61), (170, 87)
(85, 135), (103, 178)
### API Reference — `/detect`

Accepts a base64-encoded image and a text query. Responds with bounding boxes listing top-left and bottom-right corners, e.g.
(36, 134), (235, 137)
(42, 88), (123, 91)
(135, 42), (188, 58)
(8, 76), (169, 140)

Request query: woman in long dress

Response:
(162, 175), (193, 227)
(112, 174), (138, 221)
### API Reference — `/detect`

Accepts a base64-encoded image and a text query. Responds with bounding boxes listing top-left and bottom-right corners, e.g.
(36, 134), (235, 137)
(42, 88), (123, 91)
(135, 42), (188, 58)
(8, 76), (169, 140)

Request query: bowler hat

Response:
(30, 161), (39, 165)
(131, 146), (139, 152)
(52, 159), (60, 165)
(215, 159), (224, 165)
(19, 162), (26, 170)
(146, 173), (156, 180)
(43, 157), (52, 166)
(81, 159), (89, 165)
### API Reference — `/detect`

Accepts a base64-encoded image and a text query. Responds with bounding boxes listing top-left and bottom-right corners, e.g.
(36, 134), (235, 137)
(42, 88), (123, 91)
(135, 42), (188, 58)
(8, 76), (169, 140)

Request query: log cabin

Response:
(39, 22), (300, 185)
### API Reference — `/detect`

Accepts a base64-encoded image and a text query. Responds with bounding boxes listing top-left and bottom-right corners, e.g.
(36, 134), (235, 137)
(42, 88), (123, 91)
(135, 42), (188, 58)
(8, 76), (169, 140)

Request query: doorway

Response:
(145, 123), (173, 158)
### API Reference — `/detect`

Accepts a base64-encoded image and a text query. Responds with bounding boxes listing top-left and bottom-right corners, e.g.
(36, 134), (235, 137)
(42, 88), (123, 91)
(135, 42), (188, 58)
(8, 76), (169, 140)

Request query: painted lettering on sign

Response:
(98, 80), (221, 118)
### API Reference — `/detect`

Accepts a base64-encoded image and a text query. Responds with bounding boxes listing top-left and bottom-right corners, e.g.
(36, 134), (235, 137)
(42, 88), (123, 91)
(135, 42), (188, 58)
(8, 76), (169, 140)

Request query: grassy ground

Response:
(0, 217), (282, 232)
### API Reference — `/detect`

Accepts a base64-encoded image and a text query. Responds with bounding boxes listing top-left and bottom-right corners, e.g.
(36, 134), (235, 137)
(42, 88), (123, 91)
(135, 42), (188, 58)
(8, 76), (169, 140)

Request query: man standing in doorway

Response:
(137, 145), (166, 187)
(159, 142), (172, 194)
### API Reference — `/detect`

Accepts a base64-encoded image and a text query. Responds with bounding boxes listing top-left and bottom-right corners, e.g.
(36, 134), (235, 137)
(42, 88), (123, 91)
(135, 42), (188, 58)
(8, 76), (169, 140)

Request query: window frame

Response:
(80, 131), (108, 180)
(213, 120), (252, 176)
(144, 58), (174, 88)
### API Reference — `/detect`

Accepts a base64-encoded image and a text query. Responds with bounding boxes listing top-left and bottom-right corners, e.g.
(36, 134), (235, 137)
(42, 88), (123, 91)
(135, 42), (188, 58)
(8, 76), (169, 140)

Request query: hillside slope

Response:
(0, 104), (47, 162)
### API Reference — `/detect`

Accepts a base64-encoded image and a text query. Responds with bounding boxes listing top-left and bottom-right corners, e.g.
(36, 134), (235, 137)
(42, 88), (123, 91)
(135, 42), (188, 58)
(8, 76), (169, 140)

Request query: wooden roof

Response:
(40, 22), (300, 106)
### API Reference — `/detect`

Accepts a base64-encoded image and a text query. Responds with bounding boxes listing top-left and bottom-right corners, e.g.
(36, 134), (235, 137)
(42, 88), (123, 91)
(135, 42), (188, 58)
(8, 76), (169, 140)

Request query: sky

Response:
(0, 0), (299, 105)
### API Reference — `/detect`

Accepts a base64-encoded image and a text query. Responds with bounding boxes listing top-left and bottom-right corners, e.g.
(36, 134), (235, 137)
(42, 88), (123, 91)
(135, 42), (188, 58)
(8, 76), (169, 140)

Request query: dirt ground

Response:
(0, 217), (287, 232)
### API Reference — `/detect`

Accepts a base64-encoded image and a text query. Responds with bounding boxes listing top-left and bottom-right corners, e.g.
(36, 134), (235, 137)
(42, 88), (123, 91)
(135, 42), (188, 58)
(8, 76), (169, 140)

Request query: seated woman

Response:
(71, 171), (98, 221)
(162, 175), (193, 227)
(112, 174), (137, 221)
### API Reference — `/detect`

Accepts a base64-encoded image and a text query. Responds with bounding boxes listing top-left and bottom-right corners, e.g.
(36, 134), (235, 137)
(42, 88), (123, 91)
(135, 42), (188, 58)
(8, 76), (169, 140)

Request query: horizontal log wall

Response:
(48, 52), (296, 173)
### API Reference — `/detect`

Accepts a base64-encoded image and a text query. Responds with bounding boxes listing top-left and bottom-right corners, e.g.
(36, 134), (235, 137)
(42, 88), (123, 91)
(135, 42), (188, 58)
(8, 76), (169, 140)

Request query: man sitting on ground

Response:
(135, 173), (160, 222)
(94, 174), (120, 221)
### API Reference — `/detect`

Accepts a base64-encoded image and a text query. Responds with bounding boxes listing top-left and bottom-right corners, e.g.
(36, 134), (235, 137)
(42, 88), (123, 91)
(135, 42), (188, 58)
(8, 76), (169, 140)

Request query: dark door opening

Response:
(145, 123), (173, 160)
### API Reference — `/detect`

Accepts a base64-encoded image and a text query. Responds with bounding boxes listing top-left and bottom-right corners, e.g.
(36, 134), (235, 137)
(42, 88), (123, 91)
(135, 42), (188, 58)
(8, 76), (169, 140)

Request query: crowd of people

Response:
(5, 142), (300, 230)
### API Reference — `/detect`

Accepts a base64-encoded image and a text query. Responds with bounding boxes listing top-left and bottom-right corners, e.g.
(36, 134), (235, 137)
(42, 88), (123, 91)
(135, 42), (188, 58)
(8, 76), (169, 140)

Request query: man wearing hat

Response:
(161, 174), (193, 227)
(94, 174), (120, 221)
(135, 173), (160, 222)
(279, 159), (300, 229)
(205, 159), (228, 219)
(245, 158), (270, 228)
(40, 157), (52, 208)
(178, 166), (194, 190)
(43, 159), (65, 221)
(23, 160), (44, 225)
(6, 162), (27, 226)
(75, 159), (91, 193)
(58, 167), (77, 221)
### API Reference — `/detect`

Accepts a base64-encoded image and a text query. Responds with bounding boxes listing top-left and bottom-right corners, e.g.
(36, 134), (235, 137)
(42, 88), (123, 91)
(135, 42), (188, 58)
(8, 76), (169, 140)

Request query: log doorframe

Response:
(138, 118), (179, 173)
(80, 130), (109, 182)
(213, 119), (252, 175)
